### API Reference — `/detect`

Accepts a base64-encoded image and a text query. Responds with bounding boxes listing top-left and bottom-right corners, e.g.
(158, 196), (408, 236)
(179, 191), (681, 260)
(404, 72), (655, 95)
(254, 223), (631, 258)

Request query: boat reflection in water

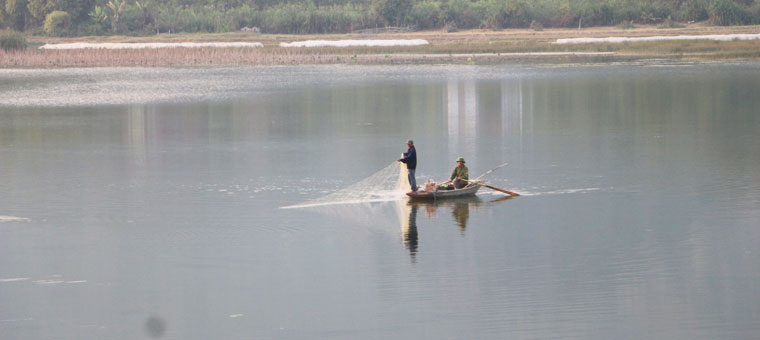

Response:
(397, 195), (514, 261)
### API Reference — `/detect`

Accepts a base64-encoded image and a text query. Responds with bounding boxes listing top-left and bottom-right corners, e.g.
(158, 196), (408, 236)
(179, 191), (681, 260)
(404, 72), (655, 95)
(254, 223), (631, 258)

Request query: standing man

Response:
(447, 157), (469, 189)
(398, 139), (417, 193)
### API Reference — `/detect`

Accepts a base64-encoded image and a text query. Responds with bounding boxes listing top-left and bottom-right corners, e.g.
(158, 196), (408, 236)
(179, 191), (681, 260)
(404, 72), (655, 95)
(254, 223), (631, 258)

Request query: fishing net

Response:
(282, 161), (407, 209)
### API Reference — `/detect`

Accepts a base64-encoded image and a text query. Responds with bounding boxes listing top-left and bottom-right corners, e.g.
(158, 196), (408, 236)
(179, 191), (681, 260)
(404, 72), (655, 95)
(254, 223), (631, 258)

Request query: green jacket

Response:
(450, 165), (469, 181)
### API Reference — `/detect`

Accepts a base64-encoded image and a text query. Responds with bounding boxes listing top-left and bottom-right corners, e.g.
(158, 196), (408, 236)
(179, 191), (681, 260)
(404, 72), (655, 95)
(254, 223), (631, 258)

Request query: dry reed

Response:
(0, 47), (348, 67)
(4, 26), (760, 67)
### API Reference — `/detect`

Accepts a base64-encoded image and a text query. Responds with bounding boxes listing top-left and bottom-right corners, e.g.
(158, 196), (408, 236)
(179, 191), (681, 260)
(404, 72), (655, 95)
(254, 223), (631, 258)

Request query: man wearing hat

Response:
(397, 139), (418, 193)
(447, 157), (469, 189)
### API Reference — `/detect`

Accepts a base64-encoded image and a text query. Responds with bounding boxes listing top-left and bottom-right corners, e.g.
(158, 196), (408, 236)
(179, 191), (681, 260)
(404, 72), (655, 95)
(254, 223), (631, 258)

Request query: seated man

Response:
(446, 157), (469, 189)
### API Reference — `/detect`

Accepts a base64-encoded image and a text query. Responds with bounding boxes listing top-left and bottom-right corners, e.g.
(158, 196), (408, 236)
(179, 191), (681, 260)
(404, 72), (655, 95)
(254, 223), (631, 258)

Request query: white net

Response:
(282, 161), (407, 209)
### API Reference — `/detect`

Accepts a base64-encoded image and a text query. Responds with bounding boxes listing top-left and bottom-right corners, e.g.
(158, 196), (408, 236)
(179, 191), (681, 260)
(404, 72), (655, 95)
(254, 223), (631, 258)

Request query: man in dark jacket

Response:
(397, 139), (417, 193)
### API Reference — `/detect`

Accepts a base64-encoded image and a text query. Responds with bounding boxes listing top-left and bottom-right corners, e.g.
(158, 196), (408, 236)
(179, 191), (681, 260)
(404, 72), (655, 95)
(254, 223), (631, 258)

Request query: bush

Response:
(76, 21), (108, 36)
(567, 1), (611, 28)
(0, 30), (27, 51)
(174, 7), (229, 33)
(229, 4), (259, 30)
(410, 1), (443, 29)
(260, 3), (313, 33)
(482, 0), (511, 29)
(618, 20), (635, 29)
(444, 21), (458, 32)
(501, 0), (535, 28)
(44, 11), (71, 36)
(710, 0), (751, 25)
(120, 3), (155, 35)
(658, 16), (685, 28)
(371, 0), (413, 26)
(309, 6), (366, 33)
(443, 0), (483, 29)
(750, 3), (760, 24)
(676, 0), (710, 22)
(530, 19), (543, 31)
(639, 3), (672, 24)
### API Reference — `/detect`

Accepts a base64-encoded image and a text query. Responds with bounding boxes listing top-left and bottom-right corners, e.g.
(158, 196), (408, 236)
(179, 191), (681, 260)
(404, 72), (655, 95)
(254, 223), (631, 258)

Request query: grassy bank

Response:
(3, 24), (760, 67)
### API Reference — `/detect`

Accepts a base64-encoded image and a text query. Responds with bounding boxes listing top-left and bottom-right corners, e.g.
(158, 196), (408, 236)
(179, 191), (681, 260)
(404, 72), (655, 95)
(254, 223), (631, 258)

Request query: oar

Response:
(463, 179), (520, 197)
(483, 184), (520, 197)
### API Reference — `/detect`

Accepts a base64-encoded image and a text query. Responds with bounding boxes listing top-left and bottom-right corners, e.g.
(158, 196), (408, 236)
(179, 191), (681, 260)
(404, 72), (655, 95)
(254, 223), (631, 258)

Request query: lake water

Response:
(1, 64), (759, 339)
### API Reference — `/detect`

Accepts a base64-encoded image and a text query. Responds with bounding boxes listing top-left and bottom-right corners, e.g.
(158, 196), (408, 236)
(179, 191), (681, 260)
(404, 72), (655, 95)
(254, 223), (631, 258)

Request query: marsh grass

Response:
(0, 47), (321, 67)
(0, 30), (27, 51)
(5, 26), (760, 67)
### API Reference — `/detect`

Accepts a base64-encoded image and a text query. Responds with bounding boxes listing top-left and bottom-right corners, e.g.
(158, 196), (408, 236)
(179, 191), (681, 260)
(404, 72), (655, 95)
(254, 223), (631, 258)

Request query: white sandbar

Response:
(39, 42), (264, 50)
(280, 39), (429, 48)
(557, 33), (760, 44)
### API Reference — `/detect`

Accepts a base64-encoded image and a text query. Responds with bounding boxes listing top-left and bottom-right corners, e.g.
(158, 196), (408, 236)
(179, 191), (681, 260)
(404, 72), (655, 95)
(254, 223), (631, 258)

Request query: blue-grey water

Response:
(1, 64), (759, 339)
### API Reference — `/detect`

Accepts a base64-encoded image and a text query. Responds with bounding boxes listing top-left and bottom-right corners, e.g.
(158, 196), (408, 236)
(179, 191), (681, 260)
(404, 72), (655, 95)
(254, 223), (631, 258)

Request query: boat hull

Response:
(406, 184), (481, 200)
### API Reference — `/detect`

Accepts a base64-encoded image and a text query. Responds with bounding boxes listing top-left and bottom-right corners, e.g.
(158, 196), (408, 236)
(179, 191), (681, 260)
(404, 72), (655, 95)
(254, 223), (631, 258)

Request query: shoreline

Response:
(3, 25), (760, 67)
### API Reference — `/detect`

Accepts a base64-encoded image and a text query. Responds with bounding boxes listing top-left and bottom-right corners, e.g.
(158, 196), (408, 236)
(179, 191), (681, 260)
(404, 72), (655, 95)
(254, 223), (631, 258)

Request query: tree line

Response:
(1, 0), (759, 36)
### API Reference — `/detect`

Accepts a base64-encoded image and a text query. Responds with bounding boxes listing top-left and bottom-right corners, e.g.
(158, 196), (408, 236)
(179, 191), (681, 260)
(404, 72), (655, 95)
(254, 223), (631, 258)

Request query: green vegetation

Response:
(0, 29), (26, 50)
(0, 0), (759, 36)
(618, 20), (636, 29)
(530, 20), (544, 31)
(658, 16), (686, 28)
(44, 10), (70, 36)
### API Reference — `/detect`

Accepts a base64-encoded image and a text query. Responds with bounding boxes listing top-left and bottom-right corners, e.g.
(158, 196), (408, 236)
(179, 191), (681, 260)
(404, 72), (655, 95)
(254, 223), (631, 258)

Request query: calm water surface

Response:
(1, 64), (759, 339)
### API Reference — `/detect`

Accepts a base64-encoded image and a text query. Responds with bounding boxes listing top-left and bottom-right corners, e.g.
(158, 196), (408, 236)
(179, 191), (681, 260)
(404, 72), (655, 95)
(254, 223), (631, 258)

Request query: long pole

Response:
(473, 162), (509, 181)
(469, 162), (520, 196)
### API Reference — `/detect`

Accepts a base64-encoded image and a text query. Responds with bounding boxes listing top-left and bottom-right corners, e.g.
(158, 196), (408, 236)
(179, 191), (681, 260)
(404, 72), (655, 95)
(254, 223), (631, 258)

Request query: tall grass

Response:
(0, 30), (27, 51)
(0, 47), (331, 67)
(710, 0), (752, 25)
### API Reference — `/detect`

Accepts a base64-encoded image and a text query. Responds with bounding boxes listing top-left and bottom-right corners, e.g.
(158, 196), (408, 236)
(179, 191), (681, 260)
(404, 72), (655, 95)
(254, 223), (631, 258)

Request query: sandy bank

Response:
(280, 39), (429, 47)
(557, 33), (760, 44)
(39, 42), (264, 49)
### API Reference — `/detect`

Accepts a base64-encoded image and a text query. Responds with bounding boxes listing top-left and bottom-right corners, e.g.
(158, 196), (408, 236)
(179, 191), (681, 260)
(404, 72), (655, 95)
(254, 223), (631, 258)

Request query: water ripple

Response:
(0, 215), (31, 223)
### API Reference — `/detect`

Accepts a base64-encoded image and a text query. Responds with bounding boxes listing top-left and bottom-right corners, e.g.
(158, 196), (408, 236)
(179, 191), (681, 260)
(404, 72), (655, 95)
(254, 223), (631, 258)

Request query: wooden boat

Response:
(407, 195), (483, 206)
(406, 183), (482, 200)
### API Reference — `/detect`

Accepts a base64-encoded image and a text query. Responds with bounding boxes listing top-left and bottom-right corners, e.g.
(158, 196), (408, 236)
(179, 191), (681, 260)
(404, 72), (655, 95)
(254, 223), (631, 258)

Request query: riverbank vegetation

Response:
(1, 0), (760, 36)
(2, 25), (760, 67)
(0, 29), (25, 50)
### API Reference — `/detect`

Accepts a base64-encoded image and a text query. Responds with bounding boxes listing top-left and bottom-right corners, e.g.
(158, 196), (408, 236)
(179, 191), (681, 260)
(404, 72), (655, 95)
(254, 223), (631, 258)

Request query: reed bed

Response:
(0, 48), (334, 67)
(0, 47), (614, 67)
(5, 26), (760, 67)
(0, 42), (756, 67)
